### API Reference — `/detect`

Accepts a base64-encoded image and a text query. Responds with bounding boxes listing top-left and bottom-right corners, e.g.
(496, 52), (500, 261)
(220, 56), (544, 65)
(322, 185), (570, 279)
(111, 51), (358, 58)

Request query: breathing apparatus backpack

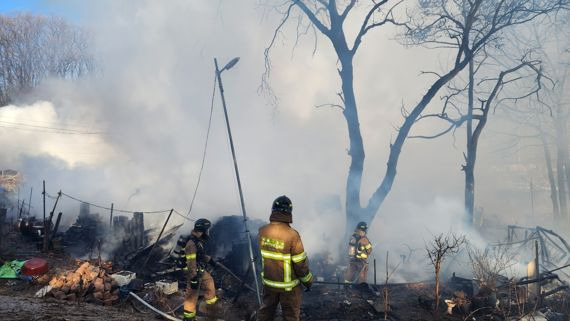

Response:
(348, 233), (361, 258)
(173, 234), (191, 269)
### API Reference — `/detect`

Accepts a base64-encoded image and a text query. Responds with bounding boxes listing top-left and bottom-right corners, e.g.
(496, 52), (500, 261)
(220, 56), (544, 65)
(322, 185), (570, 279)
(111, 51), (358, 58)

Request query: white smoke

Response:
(0, 1), (557, 282)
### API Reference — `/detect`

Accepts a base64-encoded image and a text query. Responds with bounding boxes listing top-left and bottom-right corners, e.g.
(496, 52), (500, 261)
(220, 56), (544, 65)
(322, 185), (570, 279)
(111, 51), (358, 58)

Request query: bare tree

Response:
(426, 231), (465, 320)
(467, 244), (515, 292)
(412, 49), (547, 223)
(0, 13), (93, 106)
(262, 0), (570, 232)
(493, 13), (570, 224)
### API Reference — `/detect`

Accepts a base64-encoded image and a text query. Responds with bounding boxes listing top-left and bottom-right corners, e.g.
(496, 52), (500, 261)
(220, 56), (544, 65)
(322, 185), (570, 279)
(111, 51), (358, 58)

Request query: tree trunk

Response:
(464, 60), (475, 225)
(339, 54), (366, 237)
(541, 135), (560, 220)
(555, 115), (569, 222)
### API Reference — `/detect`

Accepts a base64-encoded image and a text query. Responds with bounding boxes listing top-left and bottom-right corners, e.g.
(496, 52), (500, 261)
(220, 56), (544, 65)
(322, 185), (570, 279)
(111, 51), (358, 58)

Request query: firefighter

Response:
(344, 221), (373, 284)
(183, 218), (218, 321)
(258, 195), (313, 321)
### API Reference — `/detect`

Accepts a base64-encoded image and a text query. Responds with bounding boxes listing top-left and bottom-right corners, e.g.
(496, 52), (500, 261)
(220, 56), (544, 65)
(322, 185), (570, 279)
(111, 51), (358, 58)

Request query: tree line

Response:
(0, 13), (93, 106)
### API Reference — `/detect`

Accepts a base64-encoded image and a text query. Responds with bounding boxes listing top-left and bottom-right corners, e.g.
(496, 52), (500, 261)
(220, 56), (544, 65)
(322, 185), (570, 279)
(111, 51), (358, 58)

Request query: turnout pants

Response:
(183, 271), (218, 319)
(344, 259), (368, 284)
(258, 285), (302, 321)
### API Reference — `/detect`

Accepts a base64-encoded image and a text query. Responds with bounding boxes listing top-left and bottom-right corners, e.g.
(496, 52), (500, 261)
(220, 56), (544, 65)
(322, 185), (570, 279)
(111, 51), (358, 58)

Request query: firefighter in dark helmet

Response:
(258, 195), (313, 321)
(344, 221), (373, 284)
(182, 218), (219, 321)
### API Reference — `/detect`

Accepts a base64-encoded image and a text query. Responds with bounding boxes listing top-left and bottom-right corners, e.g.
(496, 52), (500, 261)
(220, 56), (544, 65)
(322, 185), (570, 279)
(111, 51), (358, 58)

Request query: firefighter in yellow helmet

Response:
(258, 195), (313, 321)
(182, 218), (219, 321)
(344, 221), (373, 284)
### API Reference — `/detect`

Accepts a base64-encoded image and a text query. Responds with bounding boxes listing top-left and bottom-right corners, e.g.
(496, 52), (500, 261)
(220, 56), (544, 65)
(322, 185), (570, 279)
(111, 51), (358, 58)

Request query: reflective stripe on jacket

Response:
(355, 234), (372, 260)
(258, 220), (313, 292)
(184, 233), (210, 279)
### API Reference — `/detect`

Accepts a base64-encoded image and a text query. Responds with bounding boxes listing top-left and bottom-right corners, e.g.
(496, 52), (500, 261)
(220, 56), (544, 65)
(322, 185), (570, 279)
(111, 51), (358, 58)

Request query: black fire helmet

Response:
(272, 195), (293, 214)
(194, 218), (211, 232)
(356, 221), (368, 232)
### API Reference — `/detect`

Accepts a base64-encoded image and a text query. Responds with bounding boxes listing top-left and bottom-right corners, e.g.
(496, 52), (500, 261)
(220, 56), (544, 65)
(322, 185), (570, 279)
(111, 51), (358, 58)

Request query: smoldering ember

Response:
(1, 1), (570, 321)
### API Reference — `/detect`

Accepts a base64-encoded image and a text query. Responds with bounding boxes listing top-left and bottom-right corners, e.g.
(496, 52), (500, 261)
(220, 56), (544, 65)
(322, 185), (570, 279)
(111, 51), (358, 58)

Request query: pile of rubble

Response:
(48, 261), (119, 305)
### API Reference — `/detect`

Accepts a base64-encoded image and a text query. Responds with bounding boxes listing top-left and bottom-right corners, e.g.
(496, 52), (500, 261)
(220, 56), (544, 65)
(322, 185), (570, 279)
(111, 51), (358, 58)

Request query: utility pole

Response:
(530, 178), (535, 218)
(215, 57), (262, 306)
(42, 180), (47, 252)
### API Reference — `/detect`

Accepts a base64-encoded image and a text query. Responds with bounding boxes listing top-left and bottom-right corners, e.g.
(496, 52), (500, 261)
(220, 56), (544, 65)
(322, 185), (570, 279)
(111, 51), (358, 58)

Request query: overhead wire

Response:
(0, 119), (101, 134)
(53, 191), (193, 221)
(184, 73), (217, 217)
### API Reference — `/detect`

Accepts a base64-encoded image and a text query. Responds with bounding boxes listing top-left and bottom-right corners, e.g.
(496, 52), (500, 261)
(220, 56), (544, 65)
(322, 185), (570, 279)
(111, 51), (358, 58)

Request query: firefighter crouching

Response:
(183, 218), (218, 321)
(258, 195), (313, 321)
(344, 221), (373, 284)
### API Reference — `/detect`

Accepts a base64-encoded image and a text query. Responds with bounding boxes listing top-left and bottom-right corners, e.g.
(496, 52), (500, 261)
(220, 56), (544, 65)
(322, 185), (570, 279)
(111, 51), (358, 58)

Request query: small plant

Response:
(426, 232), (466, 320)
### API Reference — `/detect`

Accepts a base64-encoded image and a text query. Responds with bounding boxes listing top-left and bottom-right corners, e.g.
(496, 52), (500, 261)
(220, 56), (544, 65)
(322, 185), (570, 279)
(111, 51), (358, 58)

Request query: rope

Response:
(185, 73), (217, 217)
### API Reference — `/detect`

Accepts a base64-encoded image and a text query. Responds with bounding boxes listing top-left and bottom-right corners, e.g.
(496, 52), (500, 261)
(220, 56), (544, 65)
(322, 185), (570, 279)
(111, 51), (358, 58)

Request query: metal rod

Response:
(216, 262), (257, 293)
(141, 209), (174, 271)
(215, 57), (262, 306)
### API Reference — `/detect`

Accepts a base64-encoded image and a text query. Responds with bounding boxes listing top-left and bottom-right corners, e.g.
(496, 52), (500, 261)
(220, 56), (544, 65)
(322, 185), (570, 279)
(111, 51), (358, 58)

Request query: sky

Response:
(0, 0), (79, 18)
(0, 1), (564, 280)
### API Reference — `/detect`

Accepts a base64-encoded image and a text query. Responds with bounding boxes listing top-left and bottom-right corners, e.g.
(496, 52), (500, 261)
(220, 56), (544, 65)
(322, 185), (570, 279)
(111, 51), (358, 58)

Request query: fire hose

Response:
(129, 291), (182, 321)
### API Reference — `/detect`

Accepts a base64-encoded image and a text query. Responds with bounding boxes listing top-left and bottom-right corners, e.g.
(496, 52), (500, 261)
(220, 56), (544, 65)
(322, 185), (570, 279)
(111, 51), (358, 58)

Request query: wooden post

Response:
(133, 212), (144, 248)
(141, 209), (173, 271)
(45, 191), (61, 251)
(18, 200), (24, 218)
(27, 187), (32, 216)
(374, 258), (377, 286)
(109, 203), (114, 229)
(0, 208), (6, 251)
(50, 212), (63, 245)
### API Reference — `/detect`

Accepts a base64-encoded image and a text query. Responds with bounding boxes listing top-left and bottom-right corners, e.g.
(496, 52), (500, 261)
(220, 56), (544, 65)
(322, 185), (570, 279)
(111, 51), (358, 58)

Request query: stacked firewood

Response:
(48, 261), (120, 305)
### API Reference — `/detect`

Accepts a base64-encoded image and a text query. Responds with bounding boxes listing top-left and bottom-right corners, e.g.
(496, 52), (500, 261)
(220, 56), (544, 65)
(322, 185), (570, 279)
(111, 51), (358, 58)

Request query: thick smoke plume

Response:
(0, 1), (559, 282)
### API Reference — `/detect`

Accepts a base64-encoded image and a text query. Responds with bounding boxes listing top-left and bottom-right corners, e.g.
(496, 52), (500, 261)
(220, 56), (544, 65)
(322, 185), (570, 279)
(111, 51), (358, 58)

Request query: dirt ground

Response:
(0, 294), (146, 321)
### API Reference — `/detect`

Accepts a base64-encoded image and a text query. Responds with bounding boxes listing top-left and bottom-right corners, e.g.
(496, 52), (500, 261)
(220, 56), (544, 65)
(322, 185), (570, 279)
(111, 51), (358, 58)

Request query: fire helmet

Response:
(356, 221), (368, 232)
(194, 218), (211, 232)
(272, 195), (292, 214)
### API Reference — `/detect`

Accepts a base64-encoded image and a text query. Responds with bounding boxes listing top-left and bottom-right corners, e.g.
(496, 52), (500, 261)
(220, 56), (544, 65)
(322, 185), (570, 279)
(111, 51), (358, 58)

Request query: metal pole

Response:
(530, 178), (535, 218)
(534, 241), (540, 307)
(141, 209), (174, 271)
(43, 181), (47, 252)
(215, 57), (262, 306)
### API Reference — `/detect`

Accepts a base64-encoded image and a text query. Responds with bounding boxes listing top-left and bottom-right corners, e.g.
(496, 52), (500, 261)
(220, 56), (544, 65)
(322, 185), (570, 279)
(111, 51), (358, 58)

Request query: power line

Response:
(0, 120), (101, 134)
(185, 73), (217, 217)
(0, 124), (102, 135)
